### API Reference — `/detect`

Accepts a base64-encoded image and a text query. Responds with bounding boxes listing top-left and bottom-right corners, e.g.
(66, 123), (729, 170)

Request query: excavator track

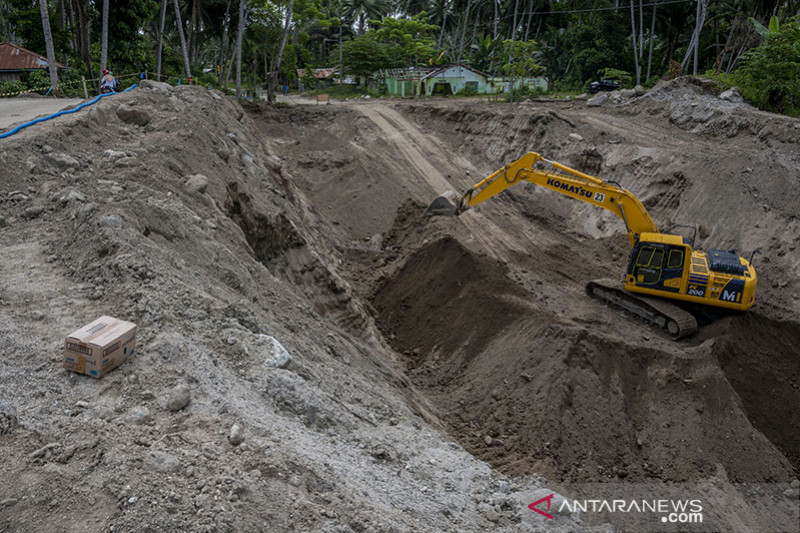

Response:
(586, 278), (699, 339)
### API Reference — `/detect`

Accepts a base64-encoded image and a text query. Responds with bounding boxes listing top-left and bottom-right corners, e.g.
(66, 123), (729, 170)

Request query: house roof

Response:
(0, 42), (65, 71)
(421, 63), (491, 81)
(383, 66), (436, 80)
(296, 67), (338, 79)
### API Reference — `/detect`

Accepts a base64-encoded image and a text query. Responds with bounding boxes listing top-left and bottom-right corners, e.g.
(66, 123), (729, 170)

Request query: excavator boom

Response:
(429, 152), (658, 247)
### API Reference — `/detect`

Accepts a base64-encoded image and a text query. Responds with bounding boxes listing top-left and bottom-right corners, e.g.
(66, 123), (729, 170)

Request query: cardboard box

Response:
(63, 316), (137, 378)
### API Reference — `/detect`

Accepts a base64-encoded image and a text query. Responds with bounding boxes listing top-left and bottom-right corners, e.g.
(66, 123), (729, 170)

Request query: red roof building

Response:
(0, 42), (65, 82)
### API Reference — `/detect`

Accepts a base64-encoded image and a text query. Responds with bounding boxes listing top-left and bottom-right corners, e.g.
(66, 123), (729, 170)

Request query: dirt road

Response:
(0, 98), (85, 130)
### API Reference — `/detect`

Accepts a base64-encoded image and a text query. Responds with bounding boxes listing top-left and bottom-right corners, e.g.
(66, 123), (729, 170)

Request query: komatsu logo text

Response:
(546, 178), (598, 200)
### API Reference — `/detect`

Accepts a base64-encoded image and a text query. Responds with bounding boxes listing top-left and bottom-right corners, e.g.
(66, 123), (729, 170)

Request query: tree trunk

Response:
(456, 0), (471, 62)
(156, 0), (167, 79)
(630, 0), (640, 85)
(268, 0), (294, 102)
(493, 0), (498, 39)
(646, 1), (657, 79)
(174, 0), (192, 78)
(100, 0), (108, 75)
(235, 0), (246, 98)
(524, 0), (533, 41)
(39, 0), (59, 93)
(219, 0), (232, 85)
(192, 0), (201, 65)
(682, 0), (707, 74)
(638, 0), (644, 59)
(58, 0), (68, 64)
(73, 0), (93, 87)
(511, 0), (520, 39)
(438, 3), (447, 48)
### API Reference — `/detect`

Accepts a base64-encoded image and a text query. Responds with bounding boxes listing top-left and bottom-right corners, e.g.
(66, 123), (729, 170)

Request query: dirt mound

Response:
(372, 236), (529, 366)
(697, 314), (800, 471)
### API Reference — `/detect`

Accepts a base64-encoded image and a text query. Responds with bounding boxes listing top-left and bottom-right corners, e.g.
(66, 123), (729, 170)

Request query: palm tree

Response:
(156, 0), (167, 79)
(174, 0), (193, 78)
(347, 0), (389, 33)
(39, 0), (59, 93)
(268, 0), (294, 102)
(235, 0), (246, 97)
(99, 0), (108, 76)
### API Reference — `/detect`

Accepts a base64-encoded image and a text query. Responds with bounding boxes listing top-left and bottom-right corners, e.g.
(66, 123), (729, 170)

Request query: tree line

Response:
(1, 0), (797, 112)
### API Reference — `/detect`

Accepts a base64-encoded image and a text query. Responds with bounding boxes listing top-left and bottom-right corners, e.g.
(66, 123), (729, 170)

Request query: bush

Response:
(27, 69), (51, 92)
(0, 80), (25, 96)
(597, 67), (633, 88)
(731, 16), (800, 116)
(643, 75), (661, 89)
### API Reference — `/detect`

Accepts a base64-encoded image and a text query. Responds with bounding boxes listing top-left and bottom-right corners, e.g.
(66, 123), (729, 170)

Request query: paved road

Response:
(0, 98), (85, 130)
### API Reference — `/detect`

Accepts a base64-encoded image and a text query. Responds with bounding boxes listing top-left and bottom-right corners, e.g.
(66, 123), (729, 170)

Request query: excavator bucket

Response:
(425, 190), (461, 217)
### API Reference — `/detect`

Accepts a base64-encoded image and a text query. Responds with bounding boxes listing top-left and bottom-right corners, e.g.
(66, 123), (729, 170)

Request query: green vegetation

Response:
(730, 16), (800, 116)
(0, 1), (797, 115)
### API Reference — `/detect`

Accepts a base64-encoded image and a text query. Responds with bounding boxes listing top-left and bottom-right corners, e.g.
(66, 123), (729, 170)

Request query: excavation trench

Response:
(249, 101), (799, 485)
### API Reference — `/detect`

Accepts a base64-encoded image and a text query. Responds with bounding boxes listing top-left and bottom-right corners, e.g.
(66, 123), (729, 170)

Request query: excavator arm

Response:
(428, 152), (659, 247)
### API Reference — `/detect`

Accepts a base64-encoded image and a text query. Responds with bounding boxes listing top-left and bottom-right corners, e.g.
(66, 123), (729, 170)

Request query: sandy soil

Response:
(0, 98), (86, 129)
(0, 78), (797, 532)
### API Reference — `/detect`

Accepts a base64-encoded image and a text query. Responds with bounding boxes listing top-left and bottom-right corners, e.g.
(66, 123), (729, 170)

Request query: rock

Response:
(184, 174), (209, 194)
(114, 156), (138, 168)
(575, 93), (588, 100)
(784, 488), (800, 499)
(720, 87), (743, 103)
(146, 450), (180, 473)
(496, 480), (510, 494)
(568, 133), (584, 142)
(619, 88), (636, 98)
(100, 214), (123, 228)
(587, 93), (608, 107)
(634, 84), (646, 96)
(264, 155), (282, 172)
(166, 384), (191, 412)
(139, 79), (173, 93)
(0, 216), (6, 228)
(260, 335), (291, 368)
(229, 424), (245, 445)
(74, 400), (89, 409)
(116, 104), (151, 126)
(41, 144), (53, 154)
(30, 310), (46, 321)
(59, 190), (86, 204)
(127, 406), (151, 425)
(103, 150), (129, 162)
(367, 233), (383, 251)
(44, 152), (79, 170)
(22, 206), (44, 219)
(484, 435), (493, 446)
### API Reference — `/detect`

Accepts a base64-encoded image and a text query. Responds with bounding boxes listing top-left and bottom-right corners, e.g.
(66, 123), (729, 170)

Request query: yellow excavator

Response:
(427, 152), (758, 338)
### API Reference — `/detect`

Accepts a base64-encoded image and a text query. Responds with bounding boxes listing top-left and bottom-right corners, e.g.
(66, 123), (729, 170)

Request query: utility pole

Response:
(339, 23), (343, 85)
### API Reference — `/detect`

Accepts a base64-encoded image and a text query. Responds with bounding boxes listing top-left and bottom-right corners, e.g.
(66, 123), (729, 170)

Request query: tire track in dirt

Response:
(356, 103), (552, 258)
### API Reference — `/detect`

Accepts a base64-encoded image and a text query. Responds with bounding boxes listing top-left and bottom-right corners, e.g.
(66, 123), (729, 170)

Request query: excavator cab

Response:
(624, 233), (757, 312)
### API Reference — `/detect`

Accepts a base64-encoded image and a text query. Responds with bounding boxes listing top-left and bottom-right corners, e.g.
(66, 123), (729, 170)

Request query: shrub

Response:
(731, 16), (800, 115)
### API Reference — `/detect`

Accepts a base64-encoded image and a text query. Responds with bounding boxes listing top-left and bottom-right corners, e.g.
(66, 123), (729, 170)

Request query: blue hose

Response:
(0, 83), (139, 139)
